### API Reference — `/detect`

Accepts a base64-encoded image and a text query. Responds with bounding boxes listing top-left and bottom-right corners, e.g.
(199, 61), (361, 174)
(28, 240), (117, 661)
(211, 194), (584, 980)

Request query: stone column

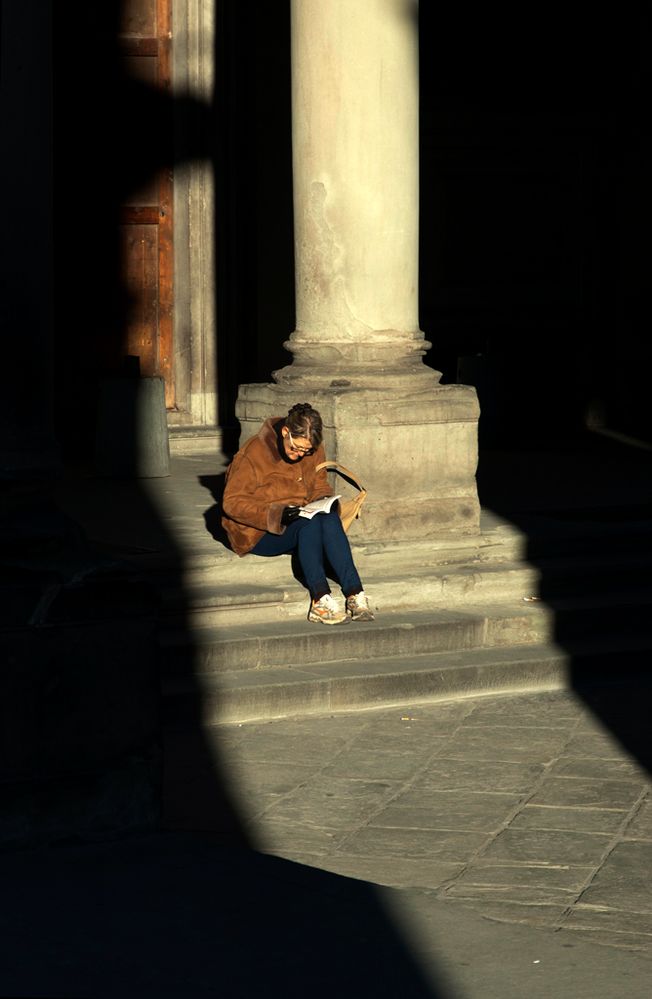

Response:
(236, 0), (480, 541)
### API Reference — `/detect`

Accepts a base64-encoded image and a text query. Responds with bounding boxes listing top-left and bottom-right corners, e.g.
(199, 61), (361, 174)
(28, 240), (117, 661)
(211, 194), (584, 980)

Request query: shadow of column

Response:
(0, 4), (449, 996)
(418, 6), (652, 777)
(476, 430), (652, 779)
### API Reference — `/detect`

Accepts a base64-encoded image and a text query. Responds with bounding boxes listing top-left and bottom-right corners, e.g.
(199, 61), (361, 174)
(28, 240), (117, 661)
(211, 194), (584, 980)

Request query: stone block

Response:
(95, 375), (170, 478)
(321, 746), (445, 781)
(262, 775), (397, 829)
(510, 806), (627, 834)
(341, 825), (488, 861)
(369, 789), (522, 832)
(452, 861), (593, 892)
(481, 828), (611, 865)
(529, 777), (645, 810)
(625, 800), (652, 840)
(235, 380), (480, 540)
(435, 726), (570, 764)
(549, 757), (649, 782)
(414, 759), (545, 794)
(577, 841), (652, 912)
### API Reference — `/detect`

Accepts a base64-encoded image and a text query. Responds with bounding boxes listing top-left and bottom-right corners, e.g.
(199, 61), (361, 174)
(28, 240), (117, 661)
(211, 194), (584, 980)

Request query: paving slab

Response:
(178, 688), (652, 964)
(321, 745), (448, 780)
(478, 827), (613, 866)
(549, 757), (651, 781)
(625, 799), (652, 840)
(461, 691), (584, 725)
(412, 758), (546, 793)
(260, 775), (399, 829)
(450, 862), (595, 892)
(225, 759), (321, 797)
(367, 789), (522, 832)
(563, 731), (639, 760)
(250, 821), (344, 855)
(564, 908), (652, 937)
(555, 926), (652, 958)
(528, 777), (646, 810)
(338, 824), (491, 863)
(427, 724), (573, 764)
(510, 805), (629, 833)
(578, 841), (652, 912)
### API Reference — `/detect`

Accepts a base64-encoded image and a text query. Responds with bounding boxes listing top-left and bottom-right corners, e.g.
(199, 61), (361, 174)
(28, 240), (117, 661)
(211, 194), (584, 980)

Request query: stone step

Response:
(515, 514), (652, 568)
(168, 426), (221, 456)
(160, 588), (652, 678)
(157, 546), (652, 630)
(125, 507), (652, 583)
(162, 635), (652, 726)
(159, 561), (539, 629)
(125, 527), (512, 579)
(161, 603), (551, 676)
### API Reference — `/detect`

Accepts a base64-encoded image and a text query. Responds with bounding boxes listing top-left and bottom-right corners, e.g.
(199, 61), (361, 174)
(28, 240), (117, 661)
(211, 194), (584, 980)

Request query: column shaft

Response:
(276, 0), (434, 388)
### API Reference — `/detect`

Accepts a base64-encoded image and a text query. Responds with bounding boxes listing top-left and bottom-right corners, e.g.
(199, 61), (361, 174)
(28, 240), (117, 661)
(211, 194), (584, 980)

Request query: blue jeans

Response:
(251, 511), (362, 600)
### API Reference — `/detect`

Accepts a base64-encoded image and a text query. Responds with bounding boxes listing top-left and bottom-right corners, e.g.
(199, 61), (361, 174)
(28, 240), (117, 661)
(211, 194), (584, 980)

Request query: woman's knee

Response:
(302, 513), (325, 535)
(296, 513), (324, 548)
(321, 510), (342, 525)
(321, 510), (347, 537)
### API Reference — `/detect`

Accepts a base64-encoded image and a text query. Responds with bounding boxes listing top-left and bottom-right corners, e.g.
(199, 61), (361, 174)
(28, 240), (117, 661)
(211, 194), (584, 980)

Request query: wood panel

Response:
(118, 0), (174, 408)
(121, 224), (159, 375)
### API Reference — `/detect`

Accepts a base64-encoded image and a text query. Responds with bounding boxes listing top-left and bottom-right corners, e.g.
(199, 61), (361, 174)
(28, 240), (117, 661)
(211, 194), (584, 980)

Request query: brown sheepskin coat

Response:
(221, 417), (333, 556)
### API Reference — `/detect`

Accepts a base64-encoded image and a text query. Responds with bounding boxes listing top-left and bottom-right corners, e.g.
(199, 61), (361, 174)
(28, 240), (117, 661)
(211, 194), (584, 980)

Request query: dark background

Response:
(208, 5), (652, 447)
(51, 5), (651, 454)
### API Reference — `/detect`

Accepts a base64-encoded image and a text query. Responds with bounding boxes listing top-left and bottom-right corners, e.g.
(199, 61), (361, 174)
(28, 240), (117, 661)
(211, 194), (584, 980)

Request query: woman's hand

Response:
(281, 505), (301, 525)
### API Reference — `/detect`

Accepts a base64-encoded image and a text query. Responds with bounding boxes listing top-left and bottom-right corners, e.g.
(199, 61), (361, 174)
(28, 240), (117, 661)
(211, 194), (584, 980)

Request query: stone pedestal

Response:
(95, 376), (171, 478)
(235, 0), (480, 540)
(237, 382), (479, 541)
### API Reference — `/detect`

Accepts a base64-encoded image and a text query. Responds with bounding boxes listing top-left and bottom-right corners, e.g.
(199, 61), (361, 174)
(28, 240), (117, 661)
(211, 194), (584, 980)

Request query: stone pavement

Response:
(4, 688), (650, 999)
(182, 689), (652, 961)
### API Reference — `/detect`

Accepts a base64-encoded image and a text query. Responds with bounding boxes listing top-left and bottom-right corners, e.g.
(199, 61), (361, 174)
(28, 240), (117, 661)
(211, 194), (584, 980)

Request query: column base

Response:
(235, 379), (481, 542)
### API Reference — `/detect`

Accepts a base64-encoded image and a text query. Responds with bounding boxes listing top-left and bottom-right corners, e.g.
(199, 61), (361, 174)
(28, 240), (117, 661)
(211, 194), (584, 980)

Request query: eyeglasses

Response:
(286, 429), (314, 456)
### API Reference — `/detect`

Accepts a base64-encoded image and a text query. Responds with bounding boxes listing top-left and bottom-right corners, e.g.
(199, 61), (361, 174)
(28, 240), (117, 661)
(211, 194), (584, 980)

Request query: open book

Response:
(298, 495), (341, 520)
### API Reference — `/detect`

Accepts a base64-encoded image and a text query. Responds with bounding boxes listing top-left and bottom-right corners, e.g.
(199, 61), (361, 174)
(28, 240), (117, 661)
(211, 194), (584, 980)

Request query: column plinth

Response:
(273, 330), (439, 392)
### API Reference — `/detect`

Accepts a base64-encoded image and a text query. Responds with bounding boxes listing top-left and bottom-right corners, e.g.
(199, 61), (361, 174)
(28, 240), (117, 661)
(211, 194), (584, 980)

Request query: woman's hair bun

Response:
(288, 402), (313, 418)
(285, 403), (323, 448)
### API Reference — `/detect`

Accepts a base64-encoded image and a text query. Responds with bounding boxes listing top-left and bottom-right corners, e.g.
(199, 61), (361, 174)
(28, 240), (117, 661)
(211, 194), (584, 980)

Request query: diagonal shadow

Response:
(418, 5), (652, 779)
(0, 4), (447, 996)
(476, 429), (652, 778)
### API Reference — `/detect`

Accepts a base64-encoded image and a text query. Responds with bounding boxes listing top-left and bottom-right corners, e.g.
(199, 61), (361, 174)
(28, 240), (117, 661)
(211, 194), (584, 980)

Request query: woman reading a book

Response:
(221, 403), (373, 624)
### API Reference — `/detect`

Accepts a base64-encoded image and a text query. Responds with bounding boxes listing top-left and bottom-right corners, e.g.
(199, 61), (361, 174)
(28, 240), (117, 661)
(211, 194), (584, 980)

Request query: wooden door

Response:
(118, 0), (174, 408)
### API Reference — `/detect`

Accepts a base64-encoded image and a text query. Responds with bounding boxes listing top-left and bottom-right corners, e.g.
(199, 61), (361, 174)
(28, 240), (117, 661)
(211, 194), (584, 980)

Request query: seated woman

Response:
(221, 402), (373, 625)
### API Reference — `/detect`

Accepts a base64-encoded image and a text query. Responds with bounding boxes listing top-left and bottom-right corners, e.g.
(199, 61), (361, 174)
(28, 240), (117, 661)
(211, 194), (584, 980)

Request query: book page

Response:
(298, 495), (341, 519)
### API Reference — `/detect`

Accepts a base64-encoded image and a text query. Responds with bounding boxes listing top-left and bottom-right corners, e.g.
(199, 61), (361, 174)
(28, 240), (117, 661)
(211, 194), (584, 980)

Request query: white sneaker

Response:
(308, 593), (348, 625)
(346, 590), (374, 621)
